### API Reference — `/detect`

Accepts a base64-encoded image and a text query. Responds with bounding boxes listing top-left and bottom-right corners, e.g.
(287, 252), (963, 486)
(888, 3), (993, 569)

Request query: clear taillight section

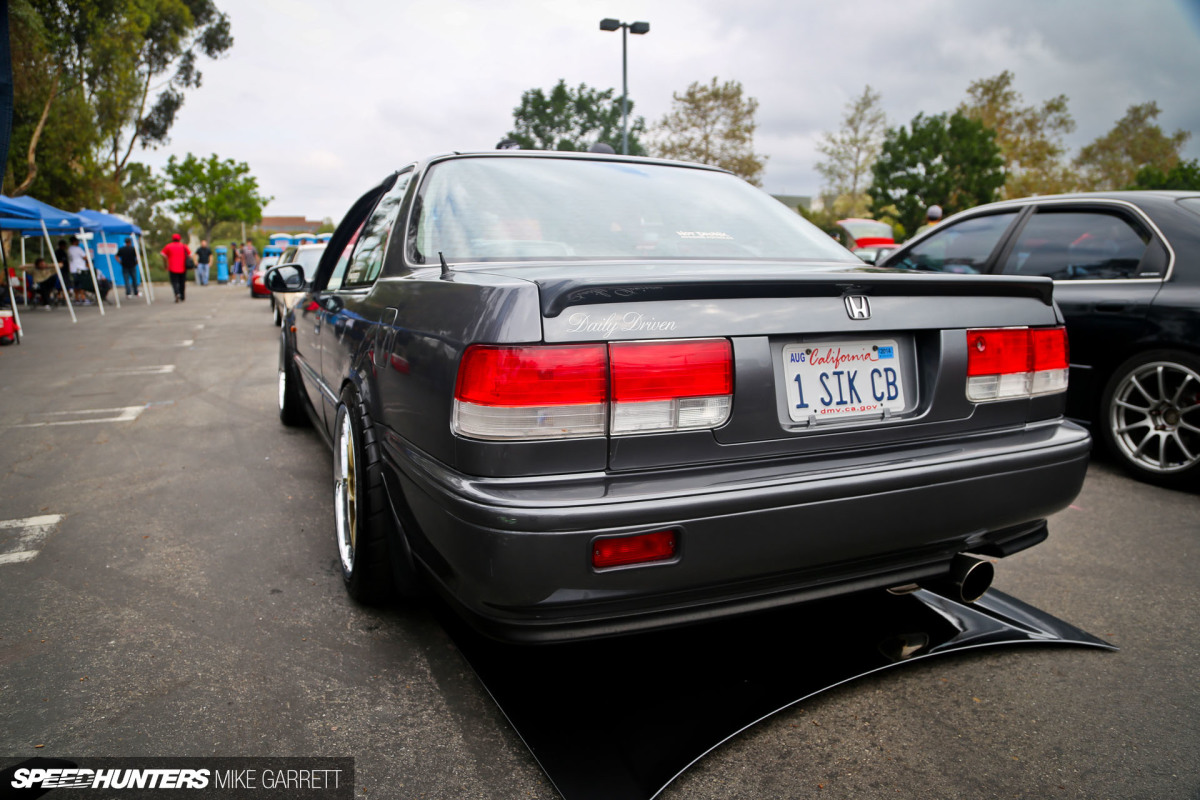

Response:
(453, 339), (733, 440)
(966, 326), (1069, 402)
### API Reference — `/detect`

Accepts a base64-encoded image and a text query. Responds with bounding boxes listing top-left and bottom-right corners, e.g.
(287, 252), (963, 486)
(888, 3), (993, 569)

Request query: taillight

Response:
(610, 339), (733, 434)
(966, 327), (1069, 402)
(452, 339), (733, 440)
(453, 344), (608, 439)
(592, 530), (677, 569)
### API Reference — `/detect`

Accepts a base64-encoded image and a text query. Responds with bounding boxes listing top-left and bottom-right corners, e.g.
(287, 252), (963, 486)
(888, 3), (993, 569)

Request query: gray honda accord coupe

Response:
(267, 151), (1091, 642)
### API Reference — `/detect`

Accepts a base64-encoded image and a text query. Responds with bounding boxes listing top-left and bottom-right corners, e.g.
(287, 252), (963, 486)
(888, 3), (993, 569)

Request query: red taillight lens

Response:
(966, 326), (1069, 402)
(453, 345), (608, 439)
(592, 530), (677, 569)
(610, 339), (733, 401)
(455, 344), (607, 406)
(966, 329), (1031, 376)
(1031, 327), (1069, 371)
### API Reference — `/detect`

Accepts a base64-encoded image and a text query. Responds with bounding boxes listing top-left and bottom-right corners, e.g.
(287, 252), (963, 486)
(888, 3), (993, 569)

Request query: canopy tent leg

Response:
(20, 236), (28, 306)
(135, 235), (154, 304)
(99, 231), (121, 309)
(41, 221), (77, 323)
(79, 227), (105, 315)
(1, 243), (22, 343)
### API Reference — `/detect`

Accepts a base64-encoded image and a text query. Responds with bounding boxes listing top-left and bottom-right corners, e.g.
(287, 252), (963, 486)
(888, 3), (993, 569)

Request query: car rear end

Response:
(383, 154), (1091, 641)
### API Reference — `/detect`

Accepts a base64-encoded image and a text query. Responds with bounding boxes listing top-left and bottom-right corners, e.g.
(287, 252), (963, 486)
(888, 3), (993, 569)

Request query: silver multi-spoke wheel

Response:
(334, 405), (358, 576)
(1108, 359), (1200, 477)
(277, 367), (287, 413)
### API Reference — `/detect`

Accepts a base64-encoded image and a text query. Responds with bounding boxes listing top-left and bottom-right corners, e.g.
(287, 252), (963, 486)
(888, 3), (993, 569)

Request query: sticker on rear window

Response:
(676, 231), (733, 240)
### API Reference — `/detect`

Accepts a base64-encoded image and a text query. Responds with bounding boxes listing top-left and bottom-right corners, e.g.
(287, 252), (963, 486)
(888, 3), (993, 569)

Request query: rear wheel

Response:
(278, 331), (308, 427)
(333, 386), (396, 604)
(1099, 350), (1200, 487)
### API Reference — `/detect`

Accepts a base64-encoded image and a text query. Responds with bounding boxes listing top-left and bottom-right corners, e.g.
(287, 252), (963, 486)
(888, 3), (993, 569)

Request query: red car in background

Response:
(837, 218), (897, 264)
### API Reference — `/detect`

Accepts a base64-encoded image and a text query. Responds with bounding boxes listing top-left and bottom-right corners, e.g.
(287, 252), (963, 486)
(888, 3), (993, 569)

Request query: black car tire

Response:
(278, 331), (308, 428)
(334, 386), (396, 605)
(1099, 349), (1200, 487)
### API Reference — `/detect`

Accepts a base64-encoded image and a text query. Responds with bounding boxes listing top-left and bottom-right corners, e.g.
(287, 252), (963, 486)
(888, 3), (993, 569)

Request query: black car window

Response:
(1000, 209), (1150, 280)
(887, 212), (1018, 273)
(342, 172), (412, 288)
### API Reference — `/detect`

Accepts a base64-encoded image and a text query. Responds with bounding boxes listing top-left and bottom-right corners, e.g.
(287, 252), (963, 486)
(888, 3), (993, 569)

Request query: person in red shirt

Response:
(160, 233), (192, 303)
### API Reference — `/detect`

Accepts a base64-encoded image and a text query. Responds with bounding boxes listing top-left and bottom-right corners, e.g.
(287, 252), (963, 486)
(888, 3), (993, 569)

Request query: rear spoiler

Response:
(534, 268), (1056, 318)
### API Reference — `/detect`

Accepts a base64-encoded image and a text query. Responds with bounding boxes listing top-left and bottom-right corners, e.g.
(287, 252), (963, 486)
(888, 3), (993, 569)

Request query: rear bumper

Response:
(384, 421), (1091, 642)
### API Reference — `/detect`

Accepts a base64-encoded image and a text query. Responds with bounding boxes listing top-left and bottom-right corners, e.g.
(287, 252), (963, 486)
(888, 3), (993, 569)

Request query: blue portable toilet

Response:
(315, 233), (332, 243)
(215, 246), (229, 284)
(269, 232), (294, 248)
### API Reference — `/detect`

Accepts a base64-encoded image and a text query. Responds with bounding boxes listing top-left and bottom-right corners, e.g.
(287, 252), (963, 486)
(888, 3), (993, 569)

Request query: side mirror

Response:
(264, 264), (306, 291)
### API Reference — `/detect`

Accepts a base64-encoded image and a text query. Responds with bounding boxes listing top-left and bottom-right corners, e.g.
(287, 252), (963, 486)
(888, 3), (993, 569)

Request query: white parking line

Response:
(16, 406), (146, 427)
(0, 514), (65, 565)
(105, 365), (176, 375)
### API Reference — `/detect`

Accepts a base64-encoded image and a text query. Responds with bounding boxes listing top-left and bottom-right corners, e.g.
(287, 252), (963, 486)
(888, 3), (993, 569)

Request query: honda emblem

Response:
(844, 295), (871, 320)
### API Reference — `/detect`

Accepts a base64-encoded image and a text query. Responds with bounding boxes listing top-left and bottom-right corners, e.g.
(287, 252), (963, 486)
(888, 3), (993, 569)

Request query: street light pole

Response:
(600, 18), (649, 155)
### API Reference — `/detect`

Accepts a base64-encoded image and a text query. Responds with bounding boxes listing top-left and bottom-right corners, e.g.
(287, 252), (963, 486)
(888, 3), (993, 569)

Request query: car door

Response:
(316, 171), (413, 407)
(990, 202), (1167, 417)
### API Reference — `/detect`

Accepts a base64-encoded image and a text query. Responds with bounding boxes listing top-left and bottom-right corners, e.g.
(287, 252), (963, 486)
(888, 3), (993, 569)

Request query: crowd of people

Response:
(11, 235), (263, 309)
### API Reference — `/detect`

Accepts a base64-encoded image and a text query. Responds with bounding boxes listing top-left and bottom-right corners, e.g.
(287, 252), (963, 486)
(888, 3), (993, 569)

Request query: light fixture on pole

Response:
(599, 18), (649, 155)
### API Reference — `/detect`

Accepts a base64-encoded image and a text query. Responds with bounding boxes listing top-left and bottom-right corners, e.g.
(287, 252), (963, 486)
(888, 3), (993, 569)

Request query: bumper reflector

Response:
(593, 530), (677, 569)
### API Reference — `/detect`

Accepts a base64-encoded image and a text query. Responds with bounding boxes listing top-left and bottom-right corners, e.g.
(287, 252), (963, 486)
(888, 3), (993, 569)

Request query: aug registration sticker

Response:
(783, 340), (906, 423)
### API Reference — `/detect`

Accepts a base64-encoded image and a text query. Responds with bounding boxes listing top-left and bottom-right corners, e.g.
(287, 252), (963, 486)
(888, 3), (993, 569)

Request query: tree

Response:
(9, 0), (232, 206)
(1074, 102), (1191, 191)
(162, 153), (270, 242)
(506, 80), (646, 155)
(1131, 158), (1200, 190)
(868, 111), (1005, 237)
(815, 85), (886, 217)
(119, 161), (177, 247)
(652, 77), (767, 186)
(3, 0), (104, 207)
(958, 70), (1075, 198)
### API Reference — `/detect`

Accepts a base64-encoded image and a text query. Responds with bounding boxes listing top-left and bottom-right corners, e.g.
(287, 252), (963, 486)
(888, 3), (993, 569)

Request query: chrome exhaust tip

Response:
(929, 554), (995, 603)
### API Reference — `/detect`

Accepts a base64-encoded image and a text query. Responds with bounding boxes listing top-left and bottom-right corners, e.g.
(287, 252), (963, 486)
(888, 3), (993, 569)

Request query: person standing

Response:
(230, 241), (243, 284)
(241, 239), (259, 285)
(160, 233), (192, 303)
(66, 236), (90, 303)
(915, 205), (943, 236)
(117, 237), (140, 296)
(195, 239), (212, 286)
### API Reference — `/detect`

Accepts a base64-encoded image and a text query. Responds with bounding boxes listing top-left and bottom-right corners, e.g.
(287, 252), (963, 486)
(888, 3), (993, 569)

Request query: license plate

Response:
(783, 340), (905, 423)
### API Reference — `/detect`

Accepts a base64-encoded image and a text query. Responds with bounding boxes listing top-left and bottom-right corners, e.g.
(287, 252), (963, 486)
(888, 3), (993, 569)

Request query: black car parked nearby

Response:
(267, 151), (1090, 642)
(880, 191), (1200, 488)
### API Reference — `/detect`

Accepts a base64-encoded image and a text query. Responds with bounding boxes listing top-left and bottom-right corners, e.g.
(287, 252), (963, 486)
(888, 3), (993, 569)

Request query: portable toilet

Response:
(269, 233), (294, 248)
(215, 246), (229, 284)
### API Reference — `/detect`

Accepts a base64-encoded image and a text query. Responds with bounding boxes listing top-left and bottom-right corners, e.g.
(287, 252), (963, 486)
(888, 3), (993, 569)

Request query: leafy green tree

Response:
(652, 77), (767, 186)
(958, 70), (1075, 198)
(1131, 158), (1200, 190)
(3, 0), (104, 206)
(162, 153), (270, 242)
(869, 111), (1005, 237)
(507, 80), (646, 155)
(1074, 102), (1191, 191)
(9, 0), (232, 206)
(119, 161), (177, 246)
(815, 85), (886, 217)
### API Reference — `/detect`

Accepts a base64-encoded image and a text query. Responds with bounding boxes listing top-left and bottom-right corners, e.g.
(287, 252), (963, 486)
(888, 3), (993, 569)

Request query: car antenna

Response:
(439, 251), (453, 278)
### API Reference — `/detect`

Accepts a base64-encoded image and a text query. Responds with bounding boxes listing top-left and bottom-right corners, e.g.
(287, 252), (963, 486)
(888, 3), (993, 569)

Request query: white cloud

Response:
(139, 0), (1200, 220)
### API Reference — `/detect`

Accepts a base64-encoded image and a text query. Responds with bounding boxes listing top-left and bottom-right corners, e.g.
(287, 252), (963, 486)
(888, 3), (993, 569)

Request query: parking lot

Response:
(1, 287), (1197, 799)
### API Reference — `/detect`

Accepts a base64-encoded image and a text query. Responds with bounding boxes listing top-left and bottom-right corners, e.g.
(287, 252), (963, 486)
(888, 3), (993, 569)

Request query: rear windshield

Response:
(411, 156), (856, 265)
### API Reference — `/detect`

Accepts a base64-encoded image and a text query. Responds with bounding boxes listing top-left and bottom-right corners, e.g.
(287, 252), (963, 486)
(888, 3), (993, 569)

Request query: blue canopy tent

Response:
(0, 195), (39, 340)
(0, 195), (105, 322)
(78, 209), (153, 305)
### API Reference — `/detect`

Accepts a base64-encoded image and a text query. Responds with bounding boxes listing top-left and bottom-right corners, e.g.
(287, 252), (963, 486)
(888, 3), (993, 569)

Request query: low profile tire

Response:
(1099, 349), (1200, 487)
(334, 386), (396, 604)
(278, 331), (308, 427)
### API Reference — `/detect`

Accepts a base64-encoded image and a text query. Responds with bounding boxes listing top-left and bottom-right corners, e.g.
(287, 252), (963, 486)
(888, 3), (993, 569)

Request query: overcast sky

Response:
(142, 0), (1200, 222)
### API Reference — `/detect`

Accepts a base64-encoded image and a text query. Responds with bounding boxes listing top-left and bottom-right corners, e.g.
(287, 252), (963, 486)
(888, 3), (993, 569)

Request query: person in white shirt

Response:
(67, 236), (90, 302)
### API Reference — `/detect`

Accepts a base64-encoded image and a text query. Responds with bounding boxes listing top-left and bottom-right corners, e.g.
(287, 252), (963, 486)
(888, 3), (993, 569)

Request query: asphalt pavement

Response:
(0, 284), (1197, 799)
